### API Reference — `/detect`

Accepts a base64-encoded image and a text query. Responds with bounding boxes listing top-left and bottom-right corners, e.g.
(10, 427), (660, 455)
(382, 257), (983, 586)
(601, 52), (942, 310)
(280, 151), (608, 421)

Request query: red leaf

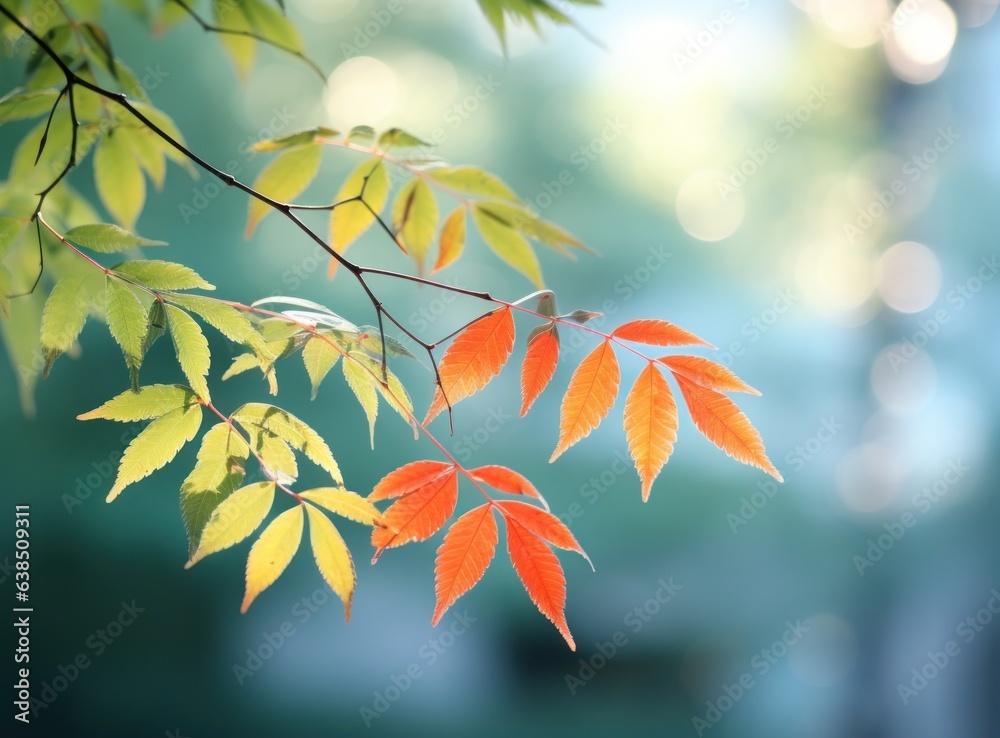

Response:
(611, 319), (714, 348)
(372, 469), (459, 554)
(624, 362), (679, 501)
(520, 325), (560, 416)
(674, 374), (782, 481)
(497, 501), (590, 568)
(432, 503), (498, 626)
(506, 516), (574, 650)
(550, 340), (620, 462)
(468, 465), (547, 508)
(657, 355), (760, 395)
(424, 307), (516, 424)
(369, 460), (455, 502)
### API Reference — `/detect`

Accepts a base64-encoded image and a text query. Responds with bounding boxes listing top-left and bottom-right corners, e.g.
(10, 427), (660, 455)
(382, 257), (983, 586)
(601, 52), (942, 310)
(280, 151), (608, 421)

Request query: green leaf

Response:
(350, 352), (418, 438)
(64, 223), (167, 253)
(117, 126), (166, 189)
(428, 166), (518, 201)
(129, 102), (192, 171)
(165, 304), (212, 401)
(246, 143), (322, 236)
(251, 126), (339, 152)
(112, 260), (214, 291)
(213, 0), (257, 80)
(305, 504), (355, 620)
(93, 130), (146, 231)
(166, 294), (273, 361)
(329, 158), (390, 257)
(378, 128), (429, 149)
(241, 506), (304, 612)
(392, 177), (439, 270)
(0, 87), (60, 124)
(0, 217), (27, 261)
(341, 356), (378, 448)
(477, 199), (586, 252)
(186, 481), (275, 567)
(471, 203), (544, 288)
(105, 278), (149, 366)
(232, 403), (341, 484)
(356, 328), (415, 360)
(253, 429), (299, 484)
(347, 125), (375, 143)
(0, 289), (43, 416)
(40, 275), (90, 355)
(78, 384), (196, 422)
(180, 423), (250, 556)
(302, 334), (341, 399)
(107, 403), (203, 501)
(300, 487), (381, 526)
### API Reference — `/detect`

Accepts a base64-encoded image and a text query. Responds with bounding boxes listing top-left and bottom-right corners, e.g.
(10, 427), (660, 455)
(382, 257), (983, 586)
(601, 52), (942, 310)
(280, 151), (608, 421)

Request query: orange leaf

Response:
(369, 460), (454, 502)
(432, 503), (498, 626)
(550, 340), (620, 462)
(432, 207), (466, 274)
(611, 319), (714, 348)
(424, 307), (516, 424)
(372, 469), (459, 554)
(657, 355), (760, 395)
(674, 374), (783, 481)
(506, 516), (575, 650)
(497, 501), (590, 568)
(624, 362), (679, 501)
(520, 325), (559, 417)
(468, 465), (548, 508)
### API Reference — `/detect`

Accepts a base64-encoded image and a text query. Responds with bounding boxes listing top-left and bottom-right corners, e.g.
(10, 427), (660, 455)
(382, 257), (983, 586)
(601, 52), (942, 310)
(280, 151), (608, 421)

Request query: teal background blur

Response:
(3, 0), (1000, 736)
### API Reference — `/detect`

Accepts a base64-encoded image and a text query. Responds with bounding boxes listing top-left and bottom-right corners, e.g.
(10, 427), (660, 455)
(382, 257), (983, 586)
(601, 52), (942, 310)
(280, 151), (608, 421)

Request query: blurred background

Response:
(2, 0), (999, 735)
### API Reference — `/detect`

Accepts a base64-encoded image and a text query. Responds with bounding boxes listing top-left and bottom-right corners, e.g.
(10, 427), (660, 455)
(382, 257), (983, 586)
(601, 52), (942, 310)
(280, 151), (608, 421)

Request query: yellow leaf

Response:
(305, 504), (356, 620)
(300, 488), (381, 525)
(328, 158), (390, 275)
(246, 143), (323, 236)
(241, 506), (304, 612)
(186, 481), (275, 567)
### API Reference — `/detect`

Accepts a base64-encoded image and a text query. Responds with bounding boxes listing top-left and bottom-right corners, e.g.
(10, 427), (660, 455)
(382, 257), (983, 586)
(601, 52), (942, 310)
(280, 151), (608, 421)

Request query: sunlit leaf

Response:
(246, 143), (322, 236)
(241, 506), (304, 612)
(187, 481), (275, 566)
(300, 487), (381, 525)
(550, 339), (619, 461)
(306, 504), (355, 620)
(93, 129), (145, 230)
(165, 304), (212, 401)
(623, 362), (678, 501)
(78, 384), (196, 422)
(64, 223), (166, 252)
(424, 307), (516, 424)
(432, 207), (466, 274)
(432, 504), (497, 625)
(107, 403), (203, 501)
